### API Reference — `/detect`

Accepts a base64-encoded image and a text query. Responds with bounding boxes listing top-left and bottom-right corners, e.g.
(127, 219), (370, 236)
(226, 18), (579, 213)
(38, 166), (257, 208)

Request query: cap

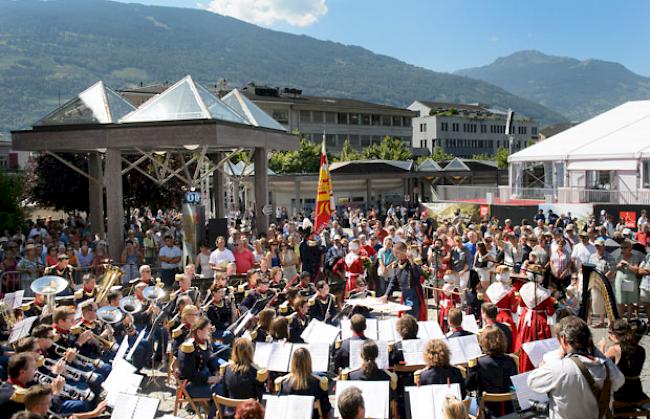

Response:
(623, 228), (632, 236)
(594, 238), (605, 246)
(333, 235), (341, 241)
(57, 253), (69, 261)
(579, 231), (588, 237)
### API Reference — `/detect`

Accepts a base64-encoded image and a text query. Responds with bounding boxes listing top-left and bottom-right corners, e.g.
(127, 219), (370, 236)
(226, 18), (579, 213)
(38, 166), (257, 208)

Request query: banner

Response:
(314, 139), (333, 233)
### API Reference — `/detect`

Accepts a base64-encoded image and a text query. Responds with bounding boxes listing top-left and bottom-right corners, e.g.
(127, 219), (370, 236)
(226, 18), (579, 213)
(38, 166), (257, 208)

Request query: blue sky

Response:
(115, 0), (650, 75)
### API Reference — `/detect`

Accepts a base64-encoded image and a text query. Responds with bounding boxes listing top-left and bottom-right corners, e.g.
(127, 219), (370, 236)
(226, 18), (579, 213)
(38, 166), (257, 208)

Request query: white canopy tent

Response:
(508, 100), (650, 199)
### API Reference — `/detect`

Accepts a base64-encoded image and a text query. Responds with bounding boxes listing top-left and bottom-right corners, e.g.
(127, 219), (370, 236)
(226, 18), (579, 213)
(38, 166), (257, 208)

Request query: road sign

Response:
(184, 191), (201, 204)
(404, 194), (410, 202)
(262, 204), (273, 216)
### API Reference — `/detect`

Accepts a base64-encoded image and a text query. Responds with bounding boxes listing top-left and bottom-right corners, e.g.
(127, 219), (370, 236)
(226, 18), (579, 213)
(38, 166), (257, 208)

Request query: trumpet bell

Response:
(143, 286), (166, 301)
(31, 276), (68, 296)
(119, 296), (143, 314)
(97, 306), (123, 324)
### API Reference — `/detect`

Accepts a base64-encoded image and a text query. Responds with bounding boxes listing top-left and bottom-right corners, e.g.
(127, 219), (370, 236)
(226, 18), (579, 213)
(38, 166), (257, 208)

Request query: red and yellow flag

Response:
(314, 139), (333, 234)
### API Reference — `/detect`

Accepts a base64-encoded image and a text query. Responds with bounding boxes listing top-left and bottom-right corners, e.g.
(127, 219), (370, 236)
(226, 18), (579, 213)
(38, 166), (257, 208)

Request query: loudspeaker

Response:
(207, 218), (228, 246)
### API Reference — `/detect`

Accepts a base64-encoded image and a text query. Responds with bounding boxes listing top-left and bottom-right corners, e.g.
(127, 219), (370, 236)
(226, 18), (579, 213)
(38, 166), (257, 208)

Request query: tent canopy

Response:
(509, 100), (650, 164)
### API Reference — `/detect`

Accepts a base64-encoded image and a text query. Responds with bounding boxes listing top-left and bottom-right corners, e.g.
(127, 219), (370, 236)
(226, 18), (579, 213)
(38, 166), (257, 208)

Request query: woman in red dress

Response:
(344, 240), (367, 297)
(516, 264), (555, 372)
(485, 265), (520, 352)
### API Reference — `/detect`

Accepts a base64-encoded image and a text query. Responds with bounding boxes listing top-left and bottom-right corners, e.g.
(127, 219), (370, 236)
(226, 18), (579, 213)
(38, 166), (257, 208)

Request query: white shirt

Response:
(209, 247), (235, 267)
(571, 242), (596, 270)
(528, 354), (624, 419)
(159, 245), (181, 269)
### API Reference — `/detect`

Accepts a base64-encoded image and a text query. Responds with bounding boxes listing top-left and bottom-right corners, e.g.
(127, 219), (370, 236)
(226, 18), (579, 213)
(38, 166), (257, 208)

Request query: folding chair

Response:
(478, 391), (516, 419)
(213, 395), (254, 419)
(613, 398), (650, 418)
(173, 379), (212, 419)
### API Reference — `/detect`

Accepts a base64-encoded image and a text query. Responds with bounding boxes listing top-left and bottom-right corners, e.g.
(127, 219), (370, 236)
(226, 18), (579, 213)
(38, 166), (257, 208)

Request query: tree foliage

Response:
(0, 171), (25, 233)
(362, 136), (413, 160)
(430, 147), (454, 162)
(269, 139), (322, 174)
(495, 147), (510, 169)
(335, 139), (361, 162)
(471, 153), (491, 161)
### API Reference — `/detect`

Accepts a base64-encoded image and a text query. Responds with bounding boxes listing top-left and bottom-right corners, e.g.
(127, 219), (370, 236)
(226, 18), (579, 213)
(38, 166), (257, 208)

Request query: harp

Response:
(579, 263), (619, 321)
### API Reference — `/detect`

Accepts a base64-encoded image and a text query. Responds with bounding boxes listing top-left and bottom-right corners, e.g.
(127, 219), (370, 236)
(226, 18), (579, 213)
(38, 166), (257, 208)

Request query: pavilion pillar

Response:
(294, 180), (301, 217)
(366, 179), (372, 209)
(88, 152), (105, 239)
(254, 147), (269, 233)
(105, 148), (124, 260)
(212, 152), (226, 219)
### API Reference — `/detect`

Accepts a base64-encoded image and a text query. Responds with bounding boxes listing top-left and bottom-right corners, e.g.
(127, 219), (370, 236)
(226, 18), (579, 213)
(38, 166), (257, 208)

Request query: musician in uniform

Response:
(44, 254), (75, 294)
(381, 241), (427, 321)
(220, 337), (267, 400)
(21, 292), (46, 321)
(171, 305), (199, 357)
(346, 341), (397, 390)
(73, 273), (98, 304)
(105, 290), (135, 340)
(204, 284), (235, 344)
(278, 288), (299, 317)
(251, 308), (275, 343)
(296, 271), (316, 297)
(446, 308), (473, 338)
(165, 295), (192, 332)
(239, 277), (274, 314)
(334, 314), (368, 372)
(128, 264), (157, 288)
(170, 272), (200, 310)
(278, 347), (331, 417)
(288, 296), (309, 343)
(177, 317), (222, 416)
(308, 280), (338, 324)
(73, 301), (115, 363)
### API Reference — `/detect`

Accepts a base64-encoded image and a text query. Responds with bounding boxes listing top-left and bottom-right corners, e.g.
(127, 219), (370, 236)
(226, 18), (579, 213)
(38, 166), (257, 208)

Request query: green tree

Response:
(471, 153), (492, 161)
(362, 136), (413, 160)
(269, 139), (321, 173)
(495, 147), (510, 169)
(430, 147), (454, 162)
(0, 171), (25, 233)
(335, 138), (361, 162)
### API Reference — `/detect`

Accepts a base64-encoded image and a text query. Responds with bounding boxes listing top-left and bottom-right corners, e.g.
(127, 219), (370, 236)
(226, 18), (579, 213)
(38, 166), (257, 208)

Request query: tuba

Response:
(95, 265), (123, 305)
(119, 296), (143, 314)
(31, 276), (69, 309)
(97, 305), (124, 324)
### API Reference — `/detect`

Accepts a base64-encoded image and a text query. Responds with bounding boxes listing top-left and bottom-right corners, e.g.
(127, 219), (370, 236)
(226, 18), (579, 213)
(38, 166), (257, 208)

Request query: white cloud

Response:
(204, 0), (328, 27)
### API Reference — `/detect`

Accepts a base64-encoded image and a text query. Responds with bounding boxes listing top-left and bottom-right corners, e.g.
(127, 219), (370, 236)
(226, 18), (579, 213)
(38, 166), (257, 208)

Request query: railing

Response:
(434, 185), (650, 204)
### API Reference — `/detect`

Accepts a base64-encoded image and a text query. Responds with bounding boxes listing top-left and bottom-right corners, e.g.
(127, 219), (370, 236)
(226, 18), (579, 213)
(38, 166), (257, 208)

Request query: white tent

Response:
(510, 100), (650, 166)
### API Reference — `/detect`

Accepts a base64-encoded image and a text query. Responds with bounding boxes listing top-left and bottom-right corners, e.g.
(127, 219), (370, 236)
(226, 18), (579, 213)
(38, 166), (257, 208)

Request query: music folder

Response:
(406, 384), (461, 419)
(263, 395), (314, 419)
(521, 337), (559, 368)
(254, 341), (330, 372)
(335, 381), (389, 419)
(110, 393), (159, 419)
(446, 334), (482, 365)
(510, 371), (549, 411)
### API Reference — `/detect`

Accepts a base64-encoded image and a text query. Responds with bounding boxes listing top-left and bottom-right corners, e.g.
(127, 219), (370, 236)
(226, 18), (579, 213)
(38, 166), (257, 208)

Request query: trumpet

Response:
(33, 371), (95, 401)
(70, 325), (119, 352)
(51, 342), (107, 369)
(43, 358), (100, 384)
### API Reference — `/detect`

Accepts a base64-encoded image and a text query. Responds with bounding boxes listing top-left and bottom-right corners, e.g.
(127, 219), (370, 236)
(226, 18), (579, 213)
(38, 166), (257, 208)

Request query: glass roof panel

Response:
(222, 89), (286, 131)
(194, 83), (249, 125)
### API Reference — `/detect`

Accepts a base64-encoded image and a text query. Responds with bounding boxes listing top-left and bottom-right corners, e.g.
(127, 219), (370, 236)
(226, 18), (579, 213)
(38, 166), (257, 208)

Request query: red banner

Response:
(314, 140), (333, 234)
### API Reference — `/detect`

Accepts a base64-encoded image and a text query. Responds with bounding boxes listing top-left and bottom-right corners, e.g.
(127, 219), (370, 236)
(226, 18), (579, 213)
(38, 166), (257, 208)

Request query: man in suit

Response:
(481, 303), (513, 353)
(334, 314), (368, 372)
(446, 308), (473, 338)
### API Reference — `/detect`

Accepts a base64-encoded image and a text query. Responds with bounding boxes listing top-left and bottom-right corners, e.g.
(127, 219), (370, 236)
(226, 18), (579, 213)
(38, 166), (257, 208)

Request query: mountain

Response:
(0, 0), (566, 133)
(456, 50), (650, 122)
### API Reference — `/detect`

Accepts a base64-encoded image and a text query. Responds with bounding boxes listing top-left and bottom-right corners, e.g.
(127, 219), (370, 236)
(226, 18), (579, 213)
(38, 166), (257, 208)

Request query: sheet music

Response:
(110, 393), (159, 419)
(522, 338), (559, 368)
(365, 318), (378, 340)
(116, 336), (130, 360)
(417, 321), (445, 340)
(446, 335), (482, 365)
(302, 320), (340, 345)
(234, 311), (254, 336)
(377, 318), (398, 342)
(255, 342), (293, 372)
(12, 290), (24, 309)
(335, 380), (389, 419)
(340, 318), (352, 340)
(263, 395), (314, 419)
(406, 385), (436, 419)
(461, 313), (479, 334)
(401, 339), (426, 366)
(3, 291), (15, 310)
(431, 384), (462, 419)
(126, 329), (145, 361)
(510, 371), (548, 410)
(9, 316), (38, 344)
(306, 342), (330, 372)
(103, 359), (142, 407)
(349, 339), (389, 370)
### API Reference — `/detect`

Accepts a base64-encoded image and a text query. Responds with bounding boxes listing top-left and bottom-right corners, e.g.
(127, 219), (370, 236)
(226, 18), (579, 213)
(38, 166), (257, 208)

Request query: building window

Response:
(382, 115), (392, 126)
(452, 123), (459, 132)
(403, 117), (411, 126)
(361, 135), (371, 146)
(312, 111), (324, 123)
(350, 135), (360, 146)
(480, 125), (487, 133)
(325, 112), (336, 124)
(361, 114), (371, 125)
(272, 111), (288, 123)
(350, 113), (360, 125)
(420, 123), (427, 132)
(420, 139), (428, 149)
(325, 134), (336, 147)
(392, 116), (402, 127)
(532, 127), (538, 135)
(441, 122), (448, 131)
(299, 110), (311, 123)
(371, 114), (381, 126)
(337, 113), (348, 124)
